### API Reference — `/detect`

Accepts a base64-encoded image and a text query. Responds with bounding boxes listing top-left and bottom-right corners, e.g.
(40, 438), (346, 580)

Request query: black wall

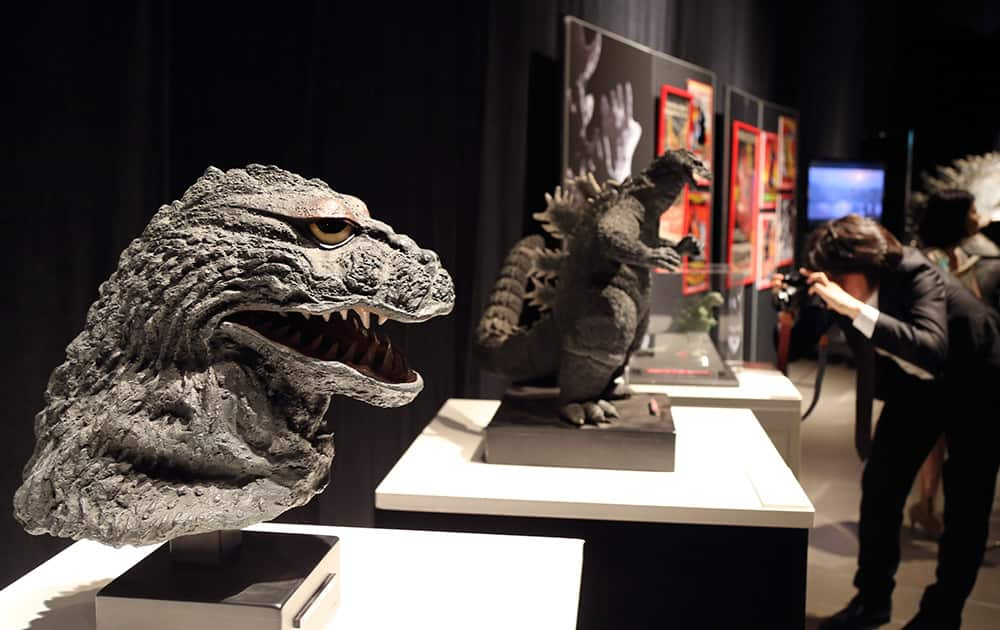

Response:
(3, 0), (998, 588)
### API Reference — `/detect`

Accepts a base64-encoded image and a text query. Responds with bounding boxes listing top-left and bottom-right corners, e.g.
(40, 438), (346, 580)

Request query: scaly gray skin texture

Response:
(14, 165), (455, 546)
(476, 150), (710, 424)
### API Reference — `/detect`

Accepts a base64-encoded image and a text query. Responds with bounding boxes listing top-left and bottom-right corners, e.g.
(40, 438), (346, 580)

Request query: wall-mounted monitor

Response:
(806, 161), (885, 227)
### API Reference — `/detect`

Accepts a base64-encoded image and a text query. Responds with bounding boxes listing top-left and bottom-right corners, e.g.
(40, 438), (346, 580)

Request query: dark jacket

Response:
(790, 247), (1000, 401)
(962, 232), (1000, 312)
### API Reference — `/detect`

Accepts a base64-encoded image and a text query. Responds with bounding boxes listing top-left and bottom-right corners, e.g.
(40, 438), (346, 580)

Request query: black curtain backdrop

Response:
(3, 0), (998, 588)
(1, 0), (489, 586)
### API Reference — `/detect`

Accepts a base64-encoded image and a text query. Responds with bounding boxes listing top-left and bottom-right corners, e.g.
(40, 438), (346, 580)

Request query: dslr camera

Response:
(774, 269), (818, 311)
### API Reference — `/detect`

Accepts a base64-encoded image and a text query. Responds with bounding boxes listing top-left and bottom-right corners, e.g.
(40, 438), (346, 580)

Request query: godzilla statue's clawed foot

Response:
(603, 381), (634, 400)
(561, 399), (620, 426)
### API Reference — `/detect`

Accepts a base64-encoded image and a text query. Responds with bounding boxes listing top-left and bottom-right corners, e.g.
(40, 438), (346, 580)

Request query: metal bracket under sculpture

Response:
(475, 149), (710, 425)
(14, 165), (455, 546)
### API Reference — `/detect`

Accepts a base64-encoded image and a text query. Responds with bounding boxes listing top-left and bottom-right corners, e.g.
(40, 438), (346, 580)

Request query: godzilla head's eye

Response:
(308, 219), (355, 248)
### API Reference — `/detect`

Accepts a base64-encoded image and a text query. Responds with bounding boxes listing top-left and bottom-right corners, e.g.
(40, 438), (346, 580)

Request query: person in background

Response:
(919, 188), (1000, 309)
(773, 214), (1000, 630)
(910, 189), (1000, 539)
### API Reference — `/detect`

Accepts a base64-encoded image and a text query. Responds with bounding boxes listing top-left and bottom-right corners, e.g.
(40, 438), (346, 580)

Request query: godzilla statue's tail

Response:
(475, 235), (558, 381)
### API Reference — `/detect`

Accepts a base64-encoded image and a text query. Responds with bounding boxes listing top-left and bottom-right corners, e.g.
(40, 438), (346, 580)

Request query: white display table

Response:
(631, 365), (804, 476)
(375, 399), (813, 629)
(0, 522), (583, 630)
(377, 399), (811, 528)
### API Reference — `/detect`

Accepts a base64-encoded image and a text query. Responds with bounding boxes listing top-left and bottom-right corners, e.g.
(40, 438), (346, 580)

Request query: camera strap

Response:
(776, 309), (828, 421)
(801, 334), (829, 420)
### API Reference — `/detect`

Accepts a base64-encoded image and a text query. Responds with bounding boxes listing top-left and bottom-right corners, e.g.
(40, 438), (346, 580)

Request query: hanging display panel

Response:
(563, 16), (717, 260)
(727, 121), (760, 288)
(563, 19), (653, 184)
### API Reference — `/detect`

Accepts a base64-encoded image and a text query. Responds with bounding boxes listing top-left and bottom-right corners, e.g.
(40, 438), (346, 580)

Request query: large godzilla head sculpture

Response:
(14, 165), (455, 546)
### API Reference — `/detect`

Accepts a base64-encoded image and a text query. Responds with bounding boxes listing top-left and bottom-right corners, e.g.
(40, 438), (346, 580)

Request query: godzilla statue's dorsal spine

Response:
(475, 235), (559, 381)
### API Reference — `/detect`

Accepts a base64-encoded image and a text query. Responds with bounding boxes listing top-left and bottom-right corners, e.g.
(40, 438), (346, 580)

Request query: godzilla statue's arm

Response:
(659, 235), (703, 259)
(597, 197), (682, 270)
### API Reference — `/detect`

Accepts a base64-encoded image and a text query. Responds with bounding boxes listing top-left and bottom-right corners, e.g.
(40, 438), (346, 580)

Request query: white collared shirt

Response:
(851, 290), (934, 380)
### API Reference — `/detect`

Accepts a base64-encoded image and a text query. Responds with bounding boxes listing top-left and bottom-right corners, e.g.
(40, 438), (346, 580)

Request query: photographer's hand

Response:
(802, 268), (864, 319)
(772, 273), (787, 299)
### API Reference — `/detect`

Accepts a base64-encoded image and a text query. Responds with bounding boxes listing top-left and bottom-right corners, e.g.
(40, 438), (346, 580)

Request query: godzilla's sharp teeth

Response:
(321, 312), (331, 322)
(358, 309), (370, 329)
(342, 340), (359, 362)
(302, 311), (312, 320)
(376, 313), (387, 327)
(360, 341), (379, 366)
(336, 310), (347, 320)
(380, 344), (394, 374)
(304, 336), (324, 354)
(278, 312), (288, 318)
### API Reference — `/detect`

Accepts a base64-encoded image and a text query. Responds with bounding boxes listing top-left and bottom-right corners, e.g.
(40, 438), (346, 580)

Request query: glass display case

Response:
(629, 264), (744, 386)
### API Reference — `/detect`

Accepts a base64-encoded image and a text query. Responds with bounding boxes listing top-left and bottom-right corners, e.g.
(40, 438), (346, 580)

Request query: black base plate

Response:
(484, 390), (675, 472)
(96, 531), (340, 630)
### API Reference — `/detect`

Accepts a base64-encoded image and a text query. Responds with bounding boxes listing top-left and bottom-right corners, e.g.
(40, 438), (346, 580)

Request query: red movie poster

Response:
(755, 211), (779, 290)
(682, 190), (711, 295)
(657, 85), (693, 155)
(727, 121), (760, 288)
(778, 116), (798, 190)
(759, 131), (779, 209)
(686, 79), (714, 177)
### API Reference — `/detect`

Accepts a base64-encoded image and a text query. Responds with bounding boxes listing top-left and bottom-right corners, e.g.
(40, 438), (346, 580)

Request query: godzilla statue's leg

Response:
(600, 305), (648, 401)
(558, 286), (637, 425)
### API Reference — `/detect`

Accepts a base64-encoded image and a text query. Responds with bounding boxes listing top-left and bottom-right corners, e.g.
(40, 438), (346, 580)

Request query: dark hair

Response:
(918, 189), (975, 248)
(804, 215), (903, 283)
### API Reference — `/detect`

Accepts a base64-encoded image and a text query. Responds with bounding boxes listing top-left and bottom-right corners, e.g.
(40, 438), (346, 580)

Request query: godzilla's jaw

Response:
(689, 162), (712, 186)
(219, 304), (429, 406)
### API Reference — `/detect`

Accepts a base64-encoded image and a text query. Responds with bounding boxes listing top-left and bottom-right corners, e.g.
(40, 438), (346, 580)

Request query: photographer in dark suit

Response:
(774, 215), (1000, 629)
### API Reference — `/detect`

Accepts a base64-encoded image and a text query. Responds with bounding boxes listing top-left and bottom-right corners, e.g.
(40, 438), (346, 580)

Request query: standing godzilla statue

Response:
(475, 149), (710, 425)
(14, 164), (454, 547)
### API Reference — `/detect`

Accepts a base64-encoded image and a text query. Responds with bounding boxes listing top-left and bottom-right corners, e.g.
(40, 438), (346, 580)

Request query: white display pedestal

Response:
(375, 399), (813, 629)
(0, 523), (583, 630)
(631, 365), (804, 476)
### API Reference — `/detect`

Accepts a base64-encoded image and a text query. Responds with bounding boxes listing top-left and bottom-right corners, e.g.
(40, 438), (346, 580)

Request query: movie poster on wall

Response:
(564, 20), (654, 184)
(658, 85), (693, 155)
(686, 79), (713, 180)
(682, 191), (711, 295)
(728, 121), (760, 288)
(759, 131), (779, 209)
(777, 192), (796, 266)
(755, 212), (780, 290)
(778, 115), (798, 189)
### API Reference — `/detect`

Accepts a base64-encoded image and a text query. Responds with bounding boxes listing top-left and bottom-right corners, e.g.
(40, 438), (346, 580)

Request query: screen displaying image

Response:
(806, 162), (885, 225)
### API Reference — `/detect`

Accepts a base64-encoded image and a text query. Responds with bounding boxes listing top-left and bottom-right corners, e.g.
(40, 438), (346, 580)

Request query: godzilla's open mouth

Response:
(223, 307), (416, 384)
